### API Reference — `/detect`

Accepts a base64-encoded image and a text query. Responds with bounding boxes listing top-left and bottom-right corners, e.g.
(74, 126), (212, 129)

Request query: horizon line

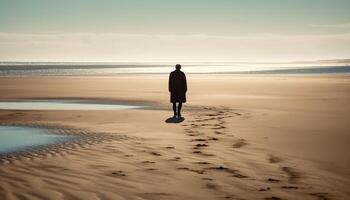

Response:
(1, 58), (350, 65)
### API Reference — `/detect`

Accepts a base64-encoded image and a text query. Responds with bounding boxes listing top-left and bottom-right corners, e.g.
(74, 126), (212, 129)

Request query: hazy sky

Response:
(1, 0), (350, 62)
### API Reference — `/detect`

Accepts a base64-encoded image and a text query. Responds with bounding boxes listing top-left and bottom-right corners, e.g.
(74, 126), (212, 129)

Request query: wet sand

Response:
(0, 75), (349, 200)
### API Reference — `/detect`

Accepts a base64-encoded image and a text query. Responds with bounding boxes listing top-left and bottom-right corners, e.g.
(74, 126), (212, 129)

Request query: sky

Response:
(0, 0), (350, 62)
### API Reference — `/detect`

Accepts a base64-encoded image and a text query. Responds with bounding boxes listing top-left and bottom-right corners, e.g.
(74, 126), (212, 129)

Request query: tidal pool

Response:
(0, 126), (77, 154)
(0, 100), (144, 110)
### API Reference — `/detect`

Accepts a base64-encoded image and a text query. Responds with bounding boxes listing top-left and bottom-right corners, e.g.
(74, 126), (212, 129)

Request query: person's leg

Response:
(172, 102), (177, 117)
(178, 102), (182, 117)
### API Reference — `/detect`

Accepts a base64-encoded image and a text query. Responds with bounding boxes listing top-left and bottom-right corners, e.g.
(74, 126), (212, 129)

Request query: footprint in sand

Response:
(232, 173), (248, 178)
(206, 113), (220, 117)
(194, 143), (209, 148)
(232, 139), (247, 148)
(206, 166), (248, 178)
(141, 193), (171, 198)
(141, 161), (155, 164)
(111, 170), (127, 176)
(193, 161), (211, 165)
(265, 197), (282, 200)
(191, 138), (207, 142)
(193, 150), (214, 156)
(259, 187), (271, 191)
(267, 178), (280, 182)
(281, 186), (298, 189)
(222, 195), (235, 199)
(177, 167), (204, 174)
(149, 152), (161, 156)
(145, 168), (157, 171)
(268, 155), (283, 163)
(188, 133), (202, 137)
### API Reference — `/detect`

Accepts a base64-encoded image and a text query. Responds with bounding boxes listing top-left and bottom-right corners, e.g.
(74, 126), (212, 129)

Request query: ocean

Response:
(0, 62), (349, 76)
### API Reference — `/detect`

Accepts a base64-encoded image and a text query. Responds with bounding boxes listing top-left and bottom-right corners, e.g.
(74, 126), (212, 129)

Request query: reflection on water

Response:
(0, 100), (144, 110)
(0, 126), (77, 154)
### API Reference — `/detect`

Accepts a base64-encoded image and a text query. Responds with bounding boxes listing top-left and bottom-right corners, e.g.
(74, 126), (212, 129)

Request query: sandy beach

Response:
(0, 75), (349, 200)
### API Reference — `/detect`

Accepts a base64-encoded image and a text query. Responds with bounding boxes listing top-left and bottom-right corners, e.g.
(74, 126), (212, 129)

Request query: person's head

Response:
(175, 64), (181, 70)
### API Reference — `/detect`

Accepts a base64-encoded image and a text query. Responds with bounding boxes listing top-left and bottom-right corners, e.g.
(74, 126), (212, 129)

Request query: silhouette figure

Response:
(169, 64), (187, 118)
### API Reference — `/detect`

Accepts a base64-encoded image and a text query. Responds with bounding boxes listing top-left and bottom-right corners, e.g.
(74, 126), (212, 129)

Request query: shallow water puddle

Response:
(0, 100), (144, 110)
(0, 126), (77, 154)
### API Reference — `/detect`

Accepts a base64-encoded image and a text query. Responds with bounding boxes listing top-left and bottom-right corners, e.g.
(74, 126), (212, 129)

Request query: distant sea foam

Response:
(0, 62), (349, 76)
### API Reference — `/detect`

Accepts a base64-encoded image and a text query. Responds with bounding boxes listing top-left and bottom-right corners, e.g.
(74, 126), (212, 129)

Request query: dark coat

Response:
(169, 70), (187, 103)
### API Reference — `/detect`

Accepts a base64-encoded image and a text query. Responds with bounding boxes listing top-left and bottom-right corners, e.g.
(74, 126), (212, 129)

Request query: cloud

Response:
(0, 32), (349, 62)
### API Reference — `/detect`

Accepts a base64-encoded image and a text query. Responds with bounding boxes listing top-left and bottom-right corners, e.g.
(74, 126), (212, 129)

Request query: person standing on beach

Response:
(169, 64), (187, 118)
